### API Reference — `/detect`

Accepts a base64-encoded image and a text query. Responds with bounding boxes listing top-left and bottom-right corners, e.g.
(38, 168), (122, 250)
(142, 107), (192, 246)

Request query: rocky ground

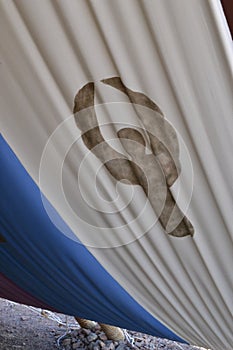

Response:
(59, 324), (206, 350)
(0, 298), (70, 350)
(0, 298), (210, 350)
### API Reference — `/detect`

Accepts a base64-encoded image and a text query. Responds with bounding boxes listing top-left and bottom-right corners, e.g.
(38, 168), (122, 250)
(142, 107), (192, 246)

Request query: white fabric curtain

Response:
(1, 1), (233, 349)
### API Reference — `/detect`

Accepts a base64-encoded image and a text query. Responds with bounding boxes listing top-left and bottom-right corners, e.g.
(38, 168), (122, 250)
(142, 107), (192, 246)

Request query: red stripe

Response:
(0, 272), (57, 311)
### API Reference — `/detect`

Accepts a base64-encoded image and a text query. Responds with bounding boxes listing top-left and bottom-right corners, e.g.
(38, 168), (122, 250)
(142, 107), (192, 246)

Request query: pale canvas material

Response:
(0, 1), (233, 349)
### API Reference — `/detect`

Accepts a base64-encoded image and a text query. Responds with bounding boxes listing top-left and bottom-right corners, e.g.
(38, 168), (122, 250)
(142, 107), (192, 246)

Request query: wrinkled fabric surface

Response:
(0, 1), (233, 349)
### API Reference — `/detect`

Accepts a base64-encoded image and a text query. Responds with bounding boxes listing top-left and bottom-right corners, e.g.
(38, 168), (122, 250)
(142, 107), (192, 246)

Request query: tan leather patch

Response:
(73, 78), (194, 237)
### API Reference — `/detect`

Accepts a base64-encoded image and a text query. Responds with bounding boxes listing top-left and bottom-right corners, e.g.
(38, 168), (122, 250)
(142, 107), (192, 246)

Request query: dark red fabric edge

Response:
(221, 0), (233, 38)
(0, 272), (57, 311)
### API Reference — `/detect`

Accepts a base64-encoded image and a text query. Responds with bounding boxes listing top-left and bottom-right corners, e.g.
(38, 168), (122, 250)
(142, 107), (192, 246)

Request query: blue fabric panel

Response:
(0, 135), (186, 343)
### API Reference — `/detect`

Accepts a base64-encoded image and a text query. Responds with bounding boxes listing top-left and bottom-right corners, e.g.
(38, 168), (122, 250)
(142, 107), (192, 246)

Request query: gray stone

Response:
(93, 345), (100, 350)
(102, 343), (115, 350)
(97, 340), (106, 348)
(118, 340), (125, 345)
(72, 330), (79, 337)
(99, 332), (108, 341)
(63, 338), (72, 346)
(75, 340), (84, 347)
(116, 345), (126, 350)
(87, 332), (98, 342)
(83, 328), (91, 335)
(20, 316), (30, 321)
(135, 341), (143, 347)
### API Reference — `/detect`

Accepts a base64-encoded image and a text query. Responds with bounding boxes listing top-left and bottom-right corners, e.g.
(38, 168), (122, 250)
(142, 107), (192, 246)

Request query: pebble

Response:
(87, 333), (98, 342)
(83, 328), (92, 336)
(99, 333), (108, 341)
(115, 345), (125, 350)
(63, 338), (72, 346)
(20, 316), (30, 321)
(103, 343), (115, 350)
(98, 340), (106, 348)
(60, 325), (209, 350)
(93, 346), (100, 350)
(6, 329), (13, 333)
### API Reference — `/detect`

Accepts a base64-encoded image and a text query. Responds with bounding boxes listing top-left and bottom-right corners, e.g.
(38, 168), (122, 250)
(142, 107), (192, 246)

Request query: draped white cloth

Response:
(0, 1), (233, 349)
